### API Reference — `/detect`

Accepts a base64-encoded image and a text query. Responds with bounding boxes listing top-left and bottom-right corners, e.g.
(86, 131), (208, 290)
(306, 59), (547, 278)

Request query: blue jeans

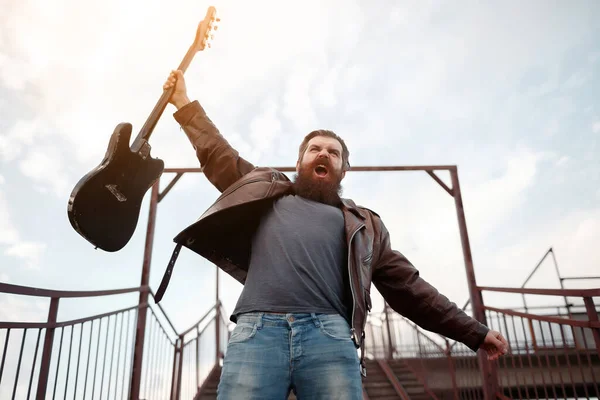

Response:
(217, 312), (363, 399)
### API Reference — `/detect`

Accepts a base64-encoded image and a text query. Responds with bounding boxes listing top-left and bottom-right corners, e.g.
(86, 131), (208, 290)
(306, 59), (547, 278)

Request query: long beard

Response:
(292, 161), (343, 206)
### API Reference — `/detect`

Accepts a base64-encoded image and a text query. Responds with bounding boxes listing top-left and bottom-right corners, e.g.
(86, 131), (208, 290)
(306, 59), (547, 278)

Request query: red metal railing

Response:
(366, 286), (600, 400)
(3, 163), (599, 399)
(0, 282), (150, 400)
(480, 286), (600, 400)
(0, 282), (226, 400)
(170, 302), (228, 400)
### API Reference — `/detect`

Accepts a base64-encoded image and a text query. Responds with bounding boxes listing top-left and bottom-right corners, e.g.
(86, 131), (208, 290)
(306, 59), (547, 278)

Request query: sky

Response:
(1, 0), (599, 348)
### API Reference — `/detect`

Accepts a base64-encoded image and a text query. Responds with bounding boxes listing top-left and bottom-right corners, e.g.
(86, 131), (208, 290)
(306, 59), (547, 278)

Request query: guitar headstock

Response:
(193, 6), (219, 51)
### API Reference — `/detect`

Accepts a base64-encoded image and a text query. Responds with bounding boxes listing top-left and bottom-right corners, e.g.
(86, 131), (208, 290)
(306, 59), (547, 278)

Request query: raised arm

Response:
(164, 70), (255, 192)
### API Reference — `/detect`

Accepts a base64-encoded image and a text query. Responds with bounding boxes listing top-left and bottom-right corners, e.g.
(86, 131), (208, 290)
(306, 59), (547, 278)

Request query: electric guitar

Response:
(67, 6), (219, 252)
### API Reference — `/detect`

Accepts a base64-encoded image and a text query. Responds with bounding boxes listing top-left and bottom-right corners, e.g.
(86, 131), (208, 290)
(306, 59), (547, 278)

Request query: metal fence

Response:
(0, 282), (227, 400)
(365, 286), (600, 400)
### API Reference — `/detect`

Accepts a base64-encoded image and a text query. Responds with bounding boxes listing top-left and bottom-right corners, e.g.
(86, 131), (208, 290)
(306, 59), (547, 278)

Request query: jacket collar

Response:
(341, 198), (367, 220)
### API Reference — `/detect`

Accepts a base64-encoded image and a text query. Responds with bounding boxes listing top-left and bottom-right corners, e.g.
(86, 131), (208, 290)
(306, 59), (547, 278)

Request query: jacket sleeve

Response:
(371, 218), (489, 352)
(173, 100), (255, 193)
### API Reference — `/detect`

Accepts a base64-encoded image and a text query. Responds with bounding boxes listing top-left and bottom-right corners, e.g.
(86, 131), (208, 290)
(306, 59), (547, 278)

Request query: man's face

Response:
(296, 136), (346, 183)
(293, 135), (346, 206)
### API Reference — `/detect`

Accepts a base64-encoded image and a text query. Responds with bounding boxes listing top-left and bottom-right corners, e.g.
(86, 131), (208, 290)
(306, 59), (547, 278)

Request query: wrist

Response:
(173, 95), (191, 110)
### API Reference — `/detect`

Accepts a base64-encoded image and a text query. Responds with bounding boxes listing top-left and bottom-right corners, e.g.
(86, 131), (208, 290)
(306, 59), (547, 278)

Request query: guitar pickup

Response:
(137, 141), (151, 160)
(105, 184), (127, 202)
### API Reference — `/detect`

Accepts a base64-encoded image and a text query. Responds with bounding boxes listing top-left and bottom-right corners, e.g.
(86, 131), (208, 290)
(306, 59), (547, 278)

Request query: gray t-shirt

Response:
(232, 194), (349, 320)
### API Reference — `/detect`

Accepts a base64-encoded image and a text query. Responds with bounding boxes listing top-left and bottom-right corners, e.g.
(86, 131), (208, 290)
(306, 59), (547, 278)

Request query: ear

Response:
(341, 170), (346, 180)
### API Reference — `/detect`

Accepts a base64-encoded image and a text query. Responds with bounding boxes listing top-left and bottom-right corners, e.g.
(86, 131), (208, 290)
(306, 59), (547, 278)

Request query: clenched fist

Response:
(164, 70), (190, 110)
(481, 330), (509, 361)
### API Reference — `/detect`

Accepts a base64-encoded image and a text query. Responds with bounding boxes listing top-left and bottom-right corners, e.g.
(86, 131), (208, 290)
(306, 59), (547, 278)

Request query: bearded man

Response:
(158, 70), (508, 400)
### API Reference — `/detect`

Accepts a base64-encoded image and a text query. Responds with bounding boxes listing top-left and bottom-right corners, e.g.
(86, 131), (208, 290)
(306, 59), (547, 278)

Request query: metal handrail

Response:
(485, 306), (600, 328)
(0, 304), (141, 330)
(478, 285), (600, 297)
(0, 282), (146, 298)
(179, 303), (219, 338)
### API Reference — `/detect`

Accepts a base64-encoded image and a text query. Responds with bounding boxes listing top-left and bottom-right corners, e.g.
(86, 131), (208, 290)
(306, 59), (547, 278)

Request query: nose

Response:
(317, 149), (329, 159)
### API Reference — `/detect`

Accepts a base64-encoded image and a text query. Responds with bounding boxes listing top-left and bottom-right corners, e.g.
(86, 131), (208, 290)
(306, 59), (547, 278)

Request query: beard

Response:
(292, 159), (343, 206)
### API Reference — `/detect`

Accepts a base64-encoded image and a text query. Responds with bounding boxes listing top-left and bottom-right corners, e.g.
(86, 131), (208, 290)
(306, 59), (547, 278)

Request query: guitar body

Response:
(68, 123), (164, 252)
(67, 6), (217, 252)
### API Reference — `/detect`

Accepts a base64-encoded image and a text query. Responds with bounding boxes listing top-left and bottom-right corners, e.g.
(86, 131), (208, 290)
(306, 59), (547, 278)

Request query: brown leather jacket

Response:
(170, 100), (489, 373)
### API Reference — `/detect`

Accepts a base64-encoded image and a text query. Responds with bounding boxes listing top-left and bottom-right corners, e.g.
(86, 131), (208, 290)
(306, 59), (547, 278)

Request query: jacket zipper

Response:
(347, 223), (365, 346)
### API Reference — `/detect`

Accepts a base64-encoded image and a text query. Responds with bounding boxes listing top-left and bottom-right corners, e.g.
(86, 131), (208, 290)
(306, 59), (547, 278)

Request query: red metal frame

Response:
(7, 164), (596, 398)
(134, 164), (497, 398)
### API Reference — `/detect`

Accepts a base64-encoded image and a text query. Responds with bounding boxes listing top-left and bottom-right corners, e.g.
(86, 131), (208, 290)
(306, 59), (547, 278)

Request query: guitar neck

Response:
(131, 44), (198, 152)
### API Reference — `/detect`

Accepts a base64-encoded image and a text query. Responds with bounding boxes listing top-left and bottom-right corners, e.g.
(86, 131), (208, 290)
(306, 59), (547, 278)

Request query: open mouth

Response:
(314, 165), (329, 177)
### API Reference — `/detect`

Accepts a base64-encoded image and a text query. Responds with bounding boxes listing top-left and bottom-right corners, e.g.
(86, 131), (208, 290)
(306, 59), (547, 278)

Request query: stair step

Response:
(364, 381), (396, 388)
(365, 387), (399, 397)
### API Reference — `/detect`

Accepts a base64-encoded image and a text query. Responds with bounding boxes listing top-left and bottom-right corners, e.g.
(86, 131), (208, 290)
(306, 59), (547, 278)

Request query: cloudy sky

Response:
(1, 0), (599, 336)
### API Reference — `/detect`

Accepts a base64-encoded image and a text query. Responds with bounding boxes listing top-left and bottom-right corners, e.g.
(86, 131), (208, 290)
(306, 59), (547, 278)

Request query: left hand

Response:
(481, 330), (508, 360)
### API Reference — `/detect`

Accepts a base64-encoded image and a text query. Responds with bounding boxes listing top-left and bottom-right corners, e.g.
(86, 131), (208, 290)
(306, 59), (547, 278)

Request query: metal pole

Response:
(130, 181), (160, 400)
(583, 297), (600, 355)
(196, 326), (201, 394)
(550, 249), (572, 319)
(35, 297), (59, 398)
(215, 266), (220, 363)
(176, 335), (184, 400)
(384, 303), (394, 360)
(169, 339), (180, 400)
(449, 167), (498, 399)
(445, 339), (459, 400)
(519, 248), (552, 315)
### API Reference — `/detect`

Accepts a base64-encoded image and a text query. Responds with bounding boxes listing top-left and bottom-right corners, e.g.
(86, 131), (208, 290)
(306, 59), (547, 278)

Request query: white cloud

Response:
(0, 294), (47, 322)
(0, 174), (4, 184)
(0, 119), (40, 162)
(0, 191), (19, 244)
(466, 149), (542, 239)
(556, 155), (569, 167)
(4, 241), (47, 269)
(281, 63), (320, 132)
(18, 147), (69, 196)
(248, 98), (282, 161)
(479, 207), (600, 308)
(0, 190), (46, 268)
(593, 121), (600, 133)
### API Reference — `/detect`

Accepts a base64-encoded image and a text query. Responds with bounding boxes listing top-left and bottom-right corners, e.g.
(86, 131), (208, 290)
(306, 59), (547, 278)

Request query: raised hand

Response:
(164, 70), (191, 109)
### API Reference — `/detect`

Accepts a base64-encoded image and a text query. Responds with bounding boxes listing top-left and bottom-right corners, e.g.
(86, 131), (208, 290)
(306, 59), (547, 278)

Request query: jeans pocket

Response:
(228, 322), (257, 344)
(318, 316), (352, 342)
